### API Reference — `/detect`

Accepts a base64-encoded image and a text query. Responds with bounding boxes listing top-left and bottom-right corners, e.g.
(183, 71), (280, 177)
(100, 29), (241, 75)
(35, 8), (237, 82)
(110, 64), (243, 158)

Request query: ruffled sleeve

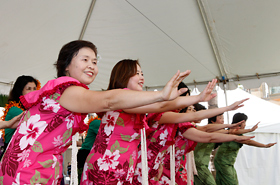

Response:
(20, 76), (89, 109)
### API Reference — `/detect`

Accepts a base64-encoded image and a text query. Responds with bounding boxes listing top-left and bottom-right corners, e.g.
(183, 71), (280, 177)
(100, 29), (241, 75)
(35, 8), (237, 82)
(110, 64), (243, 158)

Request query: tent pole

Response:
(79, 0), (96, 40)
(223, 82), (230, 124)
(196, 0), (227, 79)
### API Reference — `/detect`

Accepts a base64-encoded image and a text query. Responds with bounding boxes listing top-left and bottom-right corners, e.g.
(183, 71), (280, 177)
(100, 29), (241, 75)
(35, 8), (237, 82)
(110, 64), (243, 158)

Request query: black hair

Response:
(8, 75), (38, 103)
(208, 113), (223, 124)
(232, 113), (248, 124)
(178, 82), (190, 96)
(54, 40), (98, 77)
(193, 103), (206, 111)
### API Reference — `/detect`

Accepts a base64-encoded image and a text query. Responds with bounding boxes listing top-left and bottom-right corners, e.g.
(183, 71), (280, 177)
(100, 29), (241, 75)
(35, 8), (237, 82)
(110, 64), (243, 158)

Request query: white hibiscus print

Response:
(134, 162), (143, 183)
(18, 114), (48, 150)
(42, 97), (60, 113)
(17, 149), (30, 162)
(65, 114), (74, 129)
(147, 150), (154, 160)
(115, 168), (125, 178)
(23, 159), (31, 168)
(12, 173), (20, 185)
(125, 166), (135, 183)
(154, 152), (164, 170)
(82, 162), (88, 182)
(52, 135), (63, 147)
(102, 111), (120, 136)
(52, 155), (58, 168)
(159, 129), (168, 146)
(97, 149), (120, 171)
(129, 133), (139, 142)
(160, 175), (171, 184)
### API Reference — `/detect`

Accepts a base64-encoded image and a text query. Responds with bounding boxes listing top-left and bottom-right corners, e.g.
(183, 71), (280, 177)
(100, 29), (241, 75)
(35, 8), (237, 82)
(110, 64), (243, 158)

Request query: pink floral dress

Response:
(161, 122), (197, 185)
(133, 112), (181, 185)
(81, 110), (147, 185)
(0, 77), (88, 185)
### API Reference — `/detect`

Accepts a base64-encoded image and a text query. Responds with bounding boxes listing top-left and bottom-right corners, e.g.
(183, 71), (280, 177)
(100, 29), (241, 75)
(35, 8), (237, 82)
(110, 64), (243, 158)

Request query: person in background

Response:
(77, 114), (101, 182)
(0, 75), (39, 159)
(214, 113), (276, 185)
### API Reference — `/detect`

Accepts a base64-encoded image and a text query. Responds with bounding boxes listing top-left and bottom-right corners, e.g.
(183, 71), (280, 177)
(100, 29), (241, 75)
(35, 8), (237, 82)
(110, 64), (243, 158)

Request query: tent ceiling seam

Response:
(125, 0), (217, 77)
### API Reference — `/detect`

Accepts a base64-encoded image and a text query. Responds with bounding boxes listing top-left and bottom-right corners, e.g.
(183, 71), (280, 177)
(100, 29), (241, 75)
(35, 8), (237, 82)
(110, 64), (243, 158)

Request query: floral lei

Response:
(83, 115), (101, 137)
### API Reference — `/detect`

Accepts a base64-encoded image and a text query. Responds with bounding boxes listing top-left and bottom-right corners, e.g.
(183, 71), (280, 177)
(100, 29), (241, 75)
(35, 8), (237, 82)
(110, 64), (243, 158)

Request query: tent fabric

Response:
(1, 0), (280, 93)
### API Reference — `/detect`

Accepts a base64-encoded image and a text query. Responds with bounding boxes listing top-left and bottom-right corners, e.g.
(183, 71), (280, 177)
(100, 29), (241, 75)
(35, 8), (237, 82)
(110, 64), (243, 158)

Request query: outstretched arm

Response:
(229, 122), (259, 135)
(59, 70), (189, 113)
(182, 127), (254, 143)
(238, 139), (276, 148)
(196, 121), (244, 132)
(0, 112), (23, 129)
(157, 99), (248, 124)
(124, 79), (217, 114)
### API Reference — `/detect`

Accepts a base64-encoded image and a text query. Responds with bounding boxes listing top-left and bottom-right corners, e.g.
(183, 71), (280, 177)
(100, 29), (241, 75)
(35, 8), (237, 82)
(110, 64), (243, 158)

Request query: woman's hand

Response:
(264, 142), (277, 148)
(249, 122), (259, 132)
(0, 112), (24, 129)
(198, 79), (217, 102)
(227, 98), (249, 111)
(161, 70), (191, 101)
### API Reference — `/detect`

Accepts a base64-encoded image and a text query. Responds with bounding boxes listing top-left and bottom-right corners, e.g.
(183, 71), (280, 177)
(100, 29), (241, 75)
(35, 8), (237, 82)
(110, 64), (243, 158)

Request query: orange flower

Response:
(36, 79), (41, 90)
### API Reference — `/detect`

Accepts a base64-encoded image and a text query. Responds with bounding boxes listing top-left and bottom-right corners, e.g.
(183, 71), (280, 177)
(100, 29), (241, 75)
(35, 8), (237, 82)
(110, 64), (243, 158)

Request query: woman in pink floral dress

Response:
(81, 59), (223, 184)
(0, 41), (191, 184)
(132, 98), (253, 185)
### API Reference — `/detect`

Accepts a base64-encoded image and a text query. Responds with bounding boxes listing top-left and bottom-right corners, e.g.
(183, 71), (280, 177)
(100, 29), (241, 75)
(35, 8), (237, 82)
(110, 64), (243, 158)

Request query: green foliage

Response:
(0, 94), (8, 107)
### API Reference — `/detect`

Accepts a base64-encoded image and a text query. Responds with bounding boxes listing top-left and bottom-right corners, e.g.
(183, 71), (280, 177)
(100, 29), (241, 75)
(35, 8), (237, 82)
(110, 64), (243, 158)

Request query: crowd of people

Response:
(0, 40), (276, 185)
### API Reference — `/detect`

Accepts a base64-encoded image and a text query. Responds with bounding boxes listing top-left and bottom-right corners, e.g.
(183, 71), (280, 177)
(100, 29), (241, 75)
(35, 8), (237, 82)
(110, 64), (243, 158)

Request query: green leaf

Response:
(87, 163), (94, 170)
(86, 153), (95, 162)
(110, 140), (120, 153)
(0, 176), (3, 185)
(116, 117), (124, 127)
(129, 155), (134, 167)
(55, 160), (60, 178)
(120, 134), (131, 141)
(150, 137), (156, 142)
(118, 146), (129, 154)
(32, 141), (43, 153)
(30, 170), (51, 185)
(38, 159), (54, 168)
(63, 128), (72, 143)
(50, 93), (60, 102)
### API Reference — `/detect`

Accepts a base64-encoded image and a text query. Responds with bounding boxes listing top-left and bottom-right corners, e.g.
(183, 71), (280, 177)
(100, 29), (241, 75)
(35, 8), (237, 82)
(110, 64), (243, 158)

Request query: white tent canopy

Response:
(1, 0), (280, 94)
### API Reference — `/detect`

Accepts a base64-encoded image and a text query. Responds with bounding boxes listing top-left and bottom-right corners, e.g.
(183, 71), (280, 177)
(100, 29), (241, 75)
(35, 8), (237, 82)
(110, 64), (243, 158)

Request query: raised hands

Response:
(249, 122), (259, 132)
(198, 79), (217, 102)
(227, 98), (249, 111)
(161, 70), (191, 101)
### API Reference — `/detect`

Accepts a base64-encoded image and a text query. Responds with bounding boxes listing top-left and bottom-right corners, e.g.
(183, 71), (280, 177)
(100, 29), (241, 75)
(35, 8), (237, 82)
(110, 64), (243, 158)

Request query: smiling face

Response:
(127, 64), (144, 91)
(65, 47), (98, 85)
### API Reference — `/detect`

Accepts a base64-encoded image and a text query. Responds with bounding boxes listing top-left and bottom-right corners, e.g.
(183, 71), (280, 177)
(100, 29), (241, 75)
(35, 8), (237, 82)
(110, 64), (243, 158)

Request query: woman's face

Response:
(186, 105), (195, 113)
(215, 114), (224, 124)
(65, 47), (98, 85)
(240, 120), (246, 129)
(22, 82), (37, 95)
(127, 64), (144, 91)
